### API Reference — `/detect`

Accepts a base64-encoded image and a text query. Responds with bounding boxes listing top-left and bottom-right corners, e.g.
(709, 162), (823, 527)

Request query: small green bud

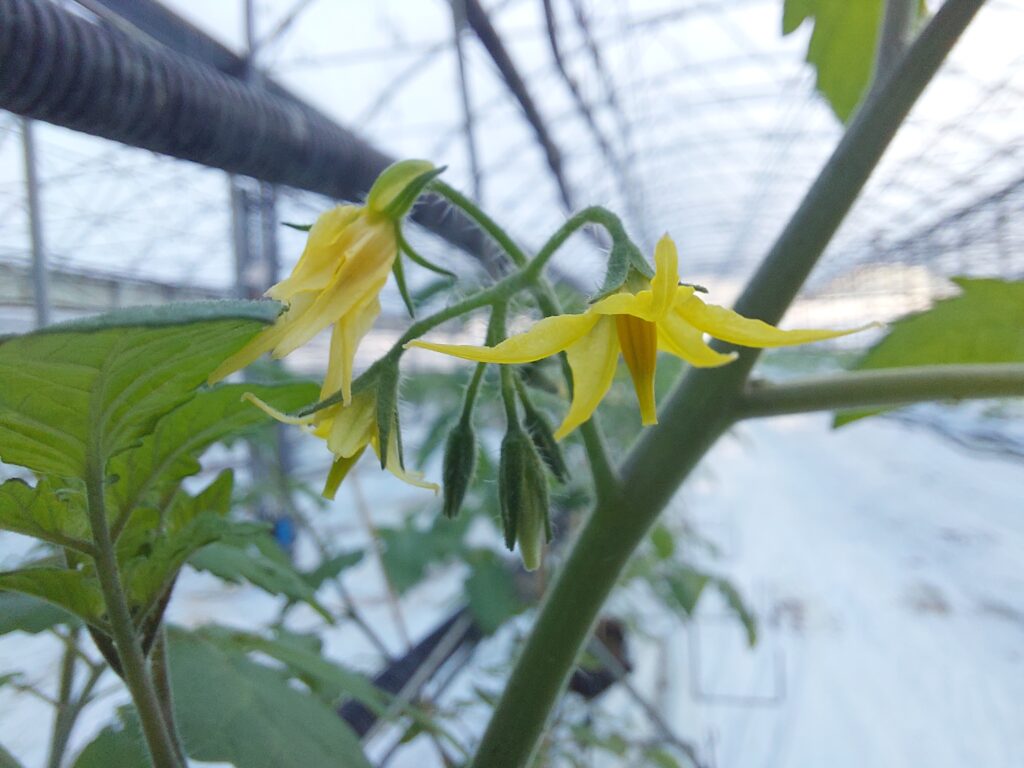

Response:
(441, 418), (477, 519)
(367, 159), (445, 220)
(498, 426), (551, 572)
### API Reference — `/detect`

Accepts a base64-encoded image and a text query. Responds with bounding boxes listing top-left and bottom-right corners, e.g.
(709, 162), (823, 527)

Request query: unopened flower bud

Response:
(367, 159), (444, 220)
(441, 418), (477, 519)
(498, 426), (551, 571)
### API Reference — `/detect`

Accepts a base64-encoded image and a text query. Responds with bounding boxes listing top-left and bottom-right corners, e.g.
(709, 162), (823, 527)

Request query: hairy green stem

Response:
(738, 363), (1024, 419)
(151, 628), (188, 764)
(471, 2), (987, 765)
(432, 181), (530, 267)
(85, 454), (182, 768)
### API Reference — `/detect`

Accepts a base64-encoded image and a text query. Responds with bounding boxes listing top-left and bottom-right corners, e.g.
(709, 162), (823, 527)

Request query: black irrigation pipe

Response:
(0, 0), (498, 271)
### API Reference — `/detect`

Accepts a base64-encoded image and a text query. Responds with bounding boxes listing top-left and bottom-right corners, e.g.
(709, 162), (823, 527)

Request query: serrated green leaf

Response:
(0, 301), (281, 477)
(190, 539), (331, 619)
(836, 278), (1024, 425)
(124, 515), (265, 612)
(108, 381), (317, 523)
(0, 591), (76, 635)
(782, 0), (925, 122)
(167, 628), (372, 768)
(0, 478), (91, 552)
(464, 550), (524, 635)
(0, 568), (105, 627)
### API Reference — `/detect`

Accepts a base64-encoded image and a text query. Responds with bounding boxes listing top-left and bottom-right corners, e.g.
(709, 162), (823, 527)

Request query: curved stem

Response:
(470, 2), (986, 765)
(85, 454), (182, 768)
(431, 181), (530, 267)
(738, 363), (1024, 419)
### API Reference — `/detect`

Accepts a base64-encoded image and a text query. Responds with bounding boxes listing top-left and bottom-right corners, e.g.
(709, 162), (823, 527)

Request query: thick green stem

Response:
(738, 363), (1024, 419)
(85, 455), (182, 768)
(471, 2), (986, 765)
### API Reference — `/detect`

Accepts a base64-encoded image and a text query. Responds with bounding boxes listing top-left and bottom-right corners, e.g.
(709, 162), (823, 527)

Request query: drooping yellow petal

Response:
(267, 205), (362, 300)
(206, 292), (317, 384)
(241, 392), (318, 426)
(322, 295), (382, 404)
(325, 392), (376, 459)
(554, 316), (620, 440)
(649, 235), (680, 319)
(615, 314), (658, 425)
(408, 312), (600, 364)
(658, 310), (738, 368)
(322, 448), (365, 500)
(271, 224), (396, 358)
(678, 296), (867, 348)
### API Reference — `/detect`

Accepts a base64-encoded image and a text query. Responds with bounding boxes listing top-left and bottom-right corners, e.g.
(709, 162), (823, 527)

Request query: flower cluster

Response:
(410, 235), (859, 438)
(210, 159), (441, 494)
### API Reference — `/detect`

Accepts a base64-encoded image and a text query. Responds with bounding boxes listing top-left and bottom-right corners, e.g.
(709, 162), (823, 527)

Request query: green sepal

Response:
(592, 240), (652, 302)
(516, 378), (568, 483)
(398, 227), (457, 279)
(375, 362), (401, 470)
(282, 222), (313, 232)
(391, 242), (416, 318)
(441, 417), (477, 519)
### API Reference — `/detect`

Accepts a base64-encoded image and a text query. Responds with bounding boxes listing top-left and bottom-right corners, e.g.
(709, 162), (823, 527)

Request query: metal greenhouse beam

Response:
(0, 0), (497, 271)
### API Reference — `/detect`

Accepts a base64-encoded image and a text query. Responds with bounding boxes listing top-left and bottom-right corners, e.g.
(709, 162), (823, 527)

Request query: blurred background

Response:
(0, 1), (1023, 766)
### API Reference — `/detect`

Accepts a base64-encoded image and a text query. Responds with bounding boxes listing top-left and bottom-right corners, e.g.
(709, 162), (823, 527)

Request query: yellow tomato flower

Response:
(244, 391), (438, 499)
(409, 235), (862, 439)
(208, 160), (435, 405)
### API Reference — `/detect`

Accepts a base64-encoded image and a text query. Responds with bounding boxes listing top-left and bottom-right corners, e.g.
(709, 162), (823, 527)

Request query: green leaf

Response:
(301, 550), (364, 591)
(167, 629), (372, 768)
(716, 578), (758, 647)
(73, 709), (148, 768)
(0, 591), (76, 635)
(464, 550), (524, 635)
(650, 525), (675, 560)
(190, 539), (331, 619)
(379, 514), (471, 594)
(0, 478), (91, 552)
(662, 567), (709, 616)
(782, 0), (925, 122)
(213, 629), (390, 712)
(0, 568), (105, 627)
(836, 278), (1024, 425)
(108, 381), (317, 522)
(0, 301), (281, 477)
